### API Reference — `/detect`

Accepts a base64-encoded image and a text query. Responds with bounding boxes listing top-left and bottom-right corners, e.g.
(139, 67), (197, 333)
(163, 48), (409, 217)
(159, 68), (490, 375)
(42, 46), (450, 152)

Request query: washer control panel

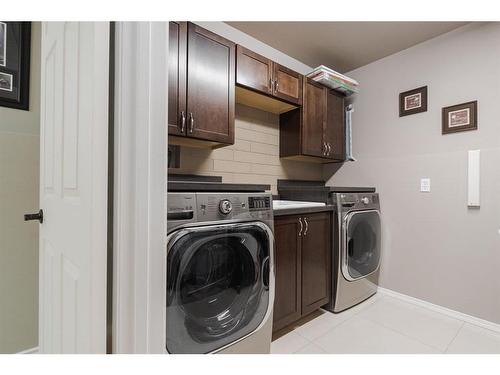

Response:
(168, 192), (273, 232)
(248, 196), (271, 211)
(337, 192), (380, 211)
(219, 199), (233, 215)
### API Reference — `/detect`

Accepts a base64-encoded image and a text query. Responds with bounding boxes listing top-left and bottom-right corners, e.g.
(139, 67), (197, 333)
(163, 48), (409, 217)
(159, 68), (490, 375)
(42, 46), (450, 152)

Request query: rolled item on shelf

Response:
(306, 65), (359, 96)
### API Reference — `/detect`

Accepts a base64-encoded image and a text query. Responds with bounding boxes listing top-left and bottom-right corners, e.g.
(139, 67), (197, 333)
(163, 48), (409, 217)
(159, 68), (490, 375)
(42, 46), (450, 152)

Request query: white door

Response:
(38, 22), (109, 353)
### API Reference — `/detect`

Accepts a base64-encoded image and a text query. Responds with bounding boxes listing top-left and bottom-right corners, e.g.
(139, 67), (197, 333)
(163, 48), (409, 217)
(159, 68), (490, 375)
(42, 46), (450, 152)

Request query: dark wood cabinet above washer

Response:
(167, 22), (348, 159)
(168, 21), (187, 137)
(236, 45), (302, 114)
(236, 46), (273, 96)
(280, 78), (346, 163)
(273, 63), (302, 105)
(168, 22), (235, 148)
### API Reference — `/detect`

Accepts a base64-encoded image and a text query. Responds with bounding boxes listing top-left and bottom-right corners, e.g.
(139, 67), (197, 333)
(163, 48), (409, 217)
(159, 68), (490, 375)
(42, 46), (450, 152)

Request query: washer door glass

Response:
(345, 210), (381, 280)
(166, 223), (271, 354)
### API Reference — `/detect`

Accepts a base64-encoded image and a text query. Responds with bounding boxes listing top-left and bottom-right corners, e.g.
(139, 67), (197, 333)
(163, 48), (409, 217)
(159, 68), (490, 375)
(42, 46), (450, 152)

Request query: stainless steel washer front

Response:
(165, 192), (275, 354)
(341, 209), (381, 282)
(324, 192), (381, 313)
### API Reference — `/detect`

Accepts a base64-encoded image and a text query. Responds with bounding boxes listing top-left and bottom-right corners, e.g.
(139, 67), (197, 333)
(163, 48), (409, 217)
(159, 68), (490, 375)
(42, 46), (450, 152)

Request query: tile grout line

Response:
(352, 313), (444, 353)
(297, 295), (387, 345)
(358, 295), (464, 353)
(443, 321), (466, 354)
(271, 331), (313, 354)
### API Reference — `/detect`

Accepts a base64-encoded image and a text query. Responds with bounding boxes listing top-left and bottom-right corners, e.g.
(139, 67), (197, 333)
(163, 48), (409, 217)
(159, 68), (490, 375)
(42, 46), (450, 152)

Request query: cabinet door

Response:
(273, 216), (302, 332)
(186, 23), (235, 144)
(168, 21), (187, 136)
(273, 63), (303, 105)
(301, 212), (331, 316)
(302, 79), (326, 158)
(236, 45), (273, 95)
(325, 90), (345, 160)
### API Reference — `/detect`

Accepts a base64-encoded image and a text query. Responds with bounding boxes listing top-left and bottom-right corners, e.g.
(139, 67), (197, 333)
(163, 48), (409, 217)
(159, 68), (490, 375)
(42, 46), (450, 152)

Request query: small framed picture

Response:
(0, 21), (31, 110)
(442, 101), (477, 135)
(399, 86), (428, 117)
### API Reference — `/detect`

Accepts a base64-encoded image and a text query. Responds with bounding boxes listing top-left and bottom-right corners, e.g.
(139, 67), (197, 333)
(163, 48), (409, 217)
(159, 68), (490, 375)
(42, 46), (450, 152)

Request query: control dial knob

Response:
(361, 197), (370, 205)
(219, 199), (233, 215)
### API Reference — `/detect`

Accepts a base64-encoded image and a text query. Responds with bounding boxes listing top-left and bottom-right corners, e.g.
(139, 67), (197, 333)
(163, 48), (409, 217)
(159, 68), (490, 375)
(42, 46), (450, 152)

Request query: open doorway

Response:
(0, 21), (40, 353)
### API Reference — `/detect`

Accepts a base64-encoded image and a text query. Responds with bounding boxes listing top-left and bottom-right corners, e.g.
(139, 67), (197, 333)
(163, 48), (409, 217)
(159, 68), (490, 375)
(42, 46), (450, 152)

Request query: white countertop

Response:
(273, 200), (326, 211)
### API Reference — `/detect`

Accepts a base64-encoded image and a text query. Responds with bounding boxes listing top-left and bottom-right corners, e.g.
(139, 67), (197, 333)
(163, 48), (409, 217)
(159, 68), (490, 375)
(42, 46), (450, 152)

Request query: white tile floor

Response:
(271, 293), (500, 354)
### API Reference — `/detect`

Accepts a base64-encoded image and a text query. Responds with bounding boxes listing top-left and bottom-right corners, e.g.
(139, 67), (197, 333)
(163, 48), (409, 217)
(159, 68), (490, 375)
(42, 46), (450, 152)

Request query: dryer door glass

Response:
(166, 223), (271, 354)
(345, 210), (381, 280)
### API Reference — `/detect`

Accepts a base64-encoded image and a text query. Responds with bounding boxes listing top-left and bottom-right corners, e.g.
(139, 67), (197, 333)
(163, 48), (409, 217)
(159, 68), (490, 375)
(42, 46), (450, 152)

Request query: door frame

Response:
(112, 22), (168, 353)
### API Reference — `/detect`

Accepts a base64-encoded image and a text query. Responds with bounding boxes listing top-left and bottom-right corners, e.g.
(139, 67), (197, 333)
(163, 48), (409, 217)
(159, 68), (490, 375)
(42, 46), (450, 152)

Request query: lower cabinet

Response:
(273, 212), (332, 332)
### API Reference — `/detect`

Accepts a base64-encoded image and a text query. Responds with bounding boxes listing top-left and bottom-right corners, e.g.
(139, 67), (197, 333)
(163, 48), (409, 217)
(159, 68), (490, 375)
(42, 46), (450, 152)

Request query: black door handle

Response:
(24, 209), (43, 224)
(261, 256), (270, 290)
(348, 238), (354, 257)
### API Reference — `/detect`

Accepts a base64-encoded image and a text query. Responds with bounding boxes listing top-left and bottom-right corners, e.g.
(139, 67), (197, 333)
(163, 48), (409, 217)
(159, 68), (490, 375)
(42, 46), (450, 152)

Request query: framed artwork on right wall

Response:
(442, 100), (478, 134)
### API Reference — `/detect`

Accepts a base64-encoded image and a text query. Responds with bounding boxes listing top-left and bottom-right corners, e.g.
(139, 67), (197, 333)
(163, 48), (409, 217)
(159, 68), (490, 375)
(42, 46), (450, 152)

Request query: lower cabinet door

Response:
(301, 212), (331, 315)
(273, 215), (302, 332)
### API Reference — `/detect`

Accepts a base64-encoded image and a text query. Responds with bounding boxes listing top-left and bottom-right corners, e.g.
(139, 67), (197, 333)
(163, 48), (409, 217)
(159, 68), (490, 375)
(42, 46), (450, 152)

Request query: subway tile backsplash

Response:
(169, 104), (323, 193)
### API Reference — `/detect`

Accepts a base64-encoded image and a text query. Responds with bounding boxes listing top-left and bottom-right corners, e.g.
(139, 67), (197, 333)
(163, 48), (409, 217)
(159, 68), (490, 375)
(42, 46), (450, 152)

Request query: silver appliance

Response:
(166, 192), (274, 354)
(325, 192), (381, 313)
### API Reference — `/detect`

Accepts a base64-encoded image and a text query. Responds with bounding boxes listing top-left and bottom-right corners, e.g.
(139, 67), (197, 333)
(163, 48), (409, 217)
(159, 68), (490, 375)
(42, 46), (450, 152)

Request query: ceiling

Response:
(226, 22), (469, 73)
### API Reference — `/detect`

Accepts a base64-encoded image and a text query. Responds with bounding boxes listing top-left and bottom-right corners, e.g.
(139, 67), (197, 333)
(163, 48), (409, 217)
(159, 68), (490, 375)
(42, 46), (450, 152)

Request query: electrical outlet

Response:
(420, 178), (431, 192)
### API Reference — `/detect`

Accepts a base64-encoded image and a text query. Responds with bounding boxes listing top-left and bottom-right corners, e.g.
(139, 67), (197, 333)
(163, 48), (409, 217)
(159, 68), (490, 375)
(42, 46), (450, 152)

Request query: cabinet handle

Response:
(275, 80), (279, 93)
(189, 112), (194, 133)
(303, 217), (309, 236)
(180, 111), (186, 133)
(327, 143), (331, 156)
(323, 142), (327, 156)
(298, 218), (303, 236)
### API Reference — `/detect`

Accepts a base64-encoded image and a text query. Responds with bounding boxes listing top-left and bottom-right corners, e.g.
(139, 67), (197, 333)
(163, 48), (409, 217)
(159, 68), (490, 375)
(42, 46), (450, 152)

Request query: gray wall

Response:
(0, 22), (40, 352)
(324, 23), (500, 323)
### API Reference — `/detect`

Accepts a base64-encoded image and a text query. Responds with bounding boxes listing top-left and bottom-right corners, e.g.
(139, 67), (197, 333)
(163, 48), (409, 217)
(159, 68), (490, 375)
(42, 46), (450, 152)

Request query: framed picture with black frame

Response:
(442, 100), (478, 135)
(399, 85), (428, 117)
(0, 22), (31, 111)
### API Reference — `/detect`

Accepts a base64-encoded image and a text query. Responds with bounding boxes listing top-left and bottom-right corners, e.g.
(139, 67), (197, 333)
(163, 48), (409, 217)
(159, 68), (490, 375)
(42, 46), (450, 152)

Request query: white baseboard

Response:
(17, 346), (39, 354)
(378, 287), (500, 334)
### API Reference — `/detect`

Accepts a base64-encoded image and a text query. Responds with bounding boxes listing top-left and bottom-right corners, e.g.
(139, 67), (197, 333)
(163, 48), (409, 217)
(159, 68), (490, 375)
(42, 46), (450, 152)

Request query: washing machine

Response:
(166, 192), (274, 354)
(325, 192), (381, 313)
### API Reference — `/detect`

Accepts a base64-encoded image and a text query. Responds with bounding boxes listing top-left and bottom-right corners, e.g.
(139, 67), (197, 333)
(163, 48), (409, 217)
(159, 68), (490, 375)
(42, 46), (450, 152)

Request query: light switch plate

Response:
(420, 178), (431, 192)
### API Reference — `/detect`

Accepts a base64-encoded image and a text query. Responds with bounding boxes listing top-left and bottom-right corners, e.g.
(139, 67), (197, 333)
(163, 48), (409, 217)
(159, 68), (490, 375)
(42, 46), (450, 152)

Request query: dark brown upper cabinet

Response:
(273, 212), (331, 333)
(273, 63), (302, 105)
(168, 21), (187, 137)
(325, 90), (345, 160)
(168, 22), (235, 148)
(236, 45), (273, 95)
(236, 45), (302, 114)
(302, 79), (326, 158)
(280, 78), (345, 163)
